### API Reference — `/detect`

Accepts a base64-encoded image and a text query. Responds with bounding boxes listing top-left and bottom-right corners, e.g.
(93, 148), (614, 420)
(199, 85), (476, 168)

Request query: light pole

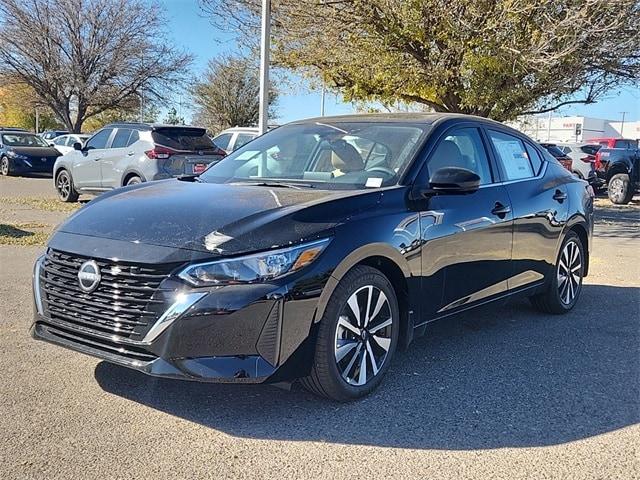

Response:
(620, 111), (628, 136)
(258, 0), (271, 135)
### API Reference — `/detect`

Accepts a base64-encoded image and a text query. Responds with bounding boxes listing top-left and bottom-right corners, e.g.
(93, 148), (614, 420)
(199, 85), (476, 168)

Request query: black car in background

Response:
(31, 113), (594, 402)
(0, 130), (61, 176)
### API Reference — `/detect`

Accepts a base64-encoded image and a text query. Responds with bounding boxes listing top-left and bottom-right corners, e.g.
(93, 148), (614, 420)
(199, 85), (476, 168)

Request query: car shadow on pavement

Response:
(95, 285), (639, 451)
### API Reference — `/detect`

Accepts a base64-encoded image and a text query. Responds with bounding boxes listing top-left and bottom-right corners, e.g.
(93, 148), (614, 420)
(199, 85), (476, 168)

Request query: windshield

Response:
(2, 133), (50, 147)
(198, 120), (430, 189)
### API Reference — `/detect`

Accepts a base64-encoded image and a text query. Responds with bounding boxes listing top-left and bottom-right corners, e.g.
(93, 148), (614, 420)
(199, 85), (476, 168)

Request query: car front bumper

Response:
(31, 250), (327, 384)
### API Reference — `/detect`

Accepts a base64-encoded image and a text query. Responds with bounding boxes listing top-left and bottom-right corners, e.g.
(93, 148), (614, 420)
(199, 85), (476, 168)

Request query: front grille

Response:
(39, 249), (180, 342)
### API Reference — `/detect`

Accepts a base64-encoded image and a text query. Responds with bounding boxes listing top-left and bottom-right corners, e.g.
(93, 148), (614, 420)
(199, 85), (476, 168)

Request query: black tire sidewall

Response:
(313, 265), (399, 401)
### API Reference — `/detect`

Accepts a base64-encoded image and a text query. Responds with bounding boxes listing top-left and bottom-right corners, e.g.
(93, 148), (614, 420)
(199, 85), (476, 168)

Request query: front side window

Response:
(425, 127), (493, 185)
(85, 129), (113, 150)
(199, 121), (430, 190)
(488, 130), (534, 181)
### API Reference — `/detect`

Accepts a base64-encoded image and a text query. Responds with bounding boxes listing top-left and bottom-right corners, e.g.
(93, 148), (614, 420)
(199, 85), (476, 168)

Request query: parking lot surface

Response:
(1, 175), (638, 479)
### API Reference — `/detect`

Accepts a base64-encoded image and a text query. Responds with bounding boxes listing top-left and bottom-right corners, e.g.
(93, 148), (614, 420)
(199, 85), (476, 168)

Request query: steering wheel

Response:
(365, 166), (396, 177)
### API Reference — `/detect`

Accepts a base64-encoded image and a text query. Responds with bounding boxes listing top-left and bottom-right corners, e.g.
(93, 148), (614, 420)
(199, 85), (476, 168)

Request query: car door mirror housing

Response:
(73, 142), (82, 151)
(421, 167), (481, 196)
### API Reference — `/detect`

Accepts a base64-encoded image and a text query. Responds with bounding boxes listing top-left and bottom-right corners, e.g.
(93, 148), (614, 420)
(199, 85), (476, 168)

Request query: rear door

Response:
(486, 128), (570, 290)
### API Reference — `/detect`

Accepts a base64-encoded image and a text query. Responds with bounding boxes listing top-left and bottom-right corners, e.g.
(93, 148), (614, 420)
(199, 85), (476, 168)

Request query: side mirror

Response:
(73, 142), (82, 151)
(422, 167), (481, 195)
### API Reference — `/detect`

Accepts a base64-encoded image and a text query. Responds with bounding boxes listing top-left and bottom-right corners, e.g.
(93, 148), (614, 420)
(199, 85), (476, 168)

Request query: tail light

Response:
(580, 155), (594, 164)
(145, 146), (178, 159)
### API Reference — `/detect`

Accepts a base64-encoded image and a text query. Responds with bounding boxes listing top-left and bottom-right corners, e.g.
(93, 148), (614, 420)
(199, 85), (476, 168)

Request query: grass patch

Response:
(0, 197), (82, 213)
(0, 222), (52, 246)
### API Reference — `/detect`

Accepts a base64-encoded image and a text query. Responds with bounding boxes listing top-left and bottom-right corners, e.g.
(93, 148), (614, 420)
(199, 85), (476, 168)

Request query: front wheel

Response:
(301, 265), (399, 402)
(0, 156), (11, 176)
(530, 231), (584, 314)
(55, 169), (79, 202)
(607, 173), (634, 205)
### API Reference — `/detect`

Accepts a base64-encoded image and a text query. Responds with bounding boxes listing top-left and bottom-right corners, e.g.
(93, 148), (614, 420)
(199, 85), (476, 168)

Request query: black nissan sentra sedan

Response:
(31, 114), (594, 402)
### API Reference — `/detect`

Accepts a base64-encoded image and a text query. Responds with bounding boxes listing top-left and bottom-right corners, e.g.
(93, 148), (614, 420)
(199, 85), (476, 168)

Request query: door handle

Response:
(553, 190), (567, 203)
(491, 202), (511, 218)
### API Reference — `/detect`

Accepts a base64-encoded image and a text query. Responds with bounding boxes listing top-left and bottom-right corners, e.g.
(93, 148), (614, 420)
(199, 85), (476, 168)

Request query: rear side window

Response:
(85, 128), (113, 150)
(152, 129), (216, 151)
(488, 130), (535, 180)
(235, 133), (256, 149)
(614, 139), (637, 149)
(111, 129), (138, 148)
(580, 145), (600, 155)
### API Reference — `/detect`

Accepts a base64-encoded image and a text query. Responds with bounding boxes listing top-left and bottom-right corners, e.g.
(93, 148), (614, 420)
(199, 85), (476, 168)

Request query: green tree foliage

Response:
(191, 54), (278, 133)
(0, 0), (192, 133)
(199, 0), (640, 121)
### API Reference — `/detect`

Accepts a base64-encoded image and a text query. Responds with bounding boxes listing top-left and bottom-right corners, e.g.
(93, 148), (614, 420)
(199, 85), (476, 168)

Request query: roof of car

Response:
(288, 112), (506, 127)
(103, 122), (206, 131)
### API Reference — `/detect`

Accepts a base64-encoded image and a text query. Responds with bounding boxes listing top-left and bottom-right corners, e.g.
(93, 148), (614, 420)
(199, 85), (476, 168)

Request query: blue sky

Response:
(162, 0), (639, 126)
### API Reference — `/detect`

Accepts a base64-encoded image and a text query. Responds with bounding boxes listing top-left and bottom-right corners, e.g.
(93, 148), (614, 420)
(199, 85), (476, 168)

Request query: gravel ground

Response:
(0, 176), (638, 480)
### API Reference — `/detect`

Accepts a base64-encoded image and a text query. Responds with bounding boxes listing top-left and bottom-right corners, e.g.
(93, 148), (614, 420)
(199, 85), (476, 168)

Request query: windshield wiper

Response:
(230, 180), (316, 189)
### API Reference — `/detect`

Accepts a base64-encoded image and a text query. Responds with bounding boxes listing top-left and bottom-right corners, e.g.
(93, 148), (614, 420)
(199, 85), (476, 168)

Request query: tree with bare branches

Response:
(199, 0), (640, 121)
(0, 0), (193, 132)
(191, 54), (279, 134)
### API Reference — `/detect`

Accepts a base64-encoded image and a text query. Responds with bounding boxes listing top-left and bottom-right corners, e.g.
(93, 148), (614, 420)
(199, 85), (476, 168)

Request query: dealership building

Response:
(509, 115), (640, 144)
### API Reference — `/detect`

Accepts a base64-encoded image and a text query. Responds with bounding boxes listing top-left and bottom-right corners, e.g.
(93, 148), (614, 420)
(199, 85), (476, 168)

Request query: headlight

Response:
(8, 150), (28, 160)
(178, 238), (331, 287)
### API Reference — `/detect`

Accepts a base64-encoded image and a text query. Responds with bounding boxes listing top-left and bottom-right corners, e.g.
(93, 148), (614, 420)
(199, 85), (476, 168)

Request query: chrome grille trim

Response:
(39, 249), (180, 341)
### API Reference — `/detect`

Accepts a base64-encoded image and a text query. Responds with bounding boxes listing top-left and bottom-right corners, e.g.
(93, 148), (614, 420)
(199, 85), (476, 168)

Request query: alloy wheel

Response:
(557, 238), (582, 306)
(334, 285), (394, 386)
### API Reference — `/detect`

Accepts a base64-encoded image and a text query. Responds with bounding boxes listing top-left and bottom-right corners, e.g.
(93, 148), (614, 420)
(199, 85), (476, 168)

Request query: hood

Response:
(54, 179), (381, 258)
(10, 146), (60, 157)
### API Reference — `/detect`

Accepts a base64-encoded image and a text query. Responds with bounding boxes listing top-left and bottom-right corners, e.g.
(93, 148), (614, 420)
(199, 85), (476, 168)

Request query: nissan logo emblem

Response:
(78, 260), (101, 293)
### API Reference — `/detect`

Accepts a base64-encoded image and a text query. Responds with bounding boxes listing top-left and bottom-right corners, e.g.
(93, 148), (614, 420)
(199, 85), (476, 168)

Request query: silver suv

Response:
(53, 123), (226, 202)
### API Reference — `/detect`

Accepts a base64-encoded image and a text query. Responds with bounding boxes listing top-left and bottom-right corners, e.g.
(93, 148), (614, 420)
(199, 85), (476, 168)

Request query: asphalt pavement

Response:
(0, 175), (638, 479)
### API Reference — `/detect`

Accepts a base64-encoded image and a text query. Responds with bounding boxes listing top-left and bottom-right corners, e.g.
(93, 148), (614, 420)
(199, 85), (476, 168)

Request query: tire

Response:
(0, 156), (12, 176)
(125, 175), (142, 186)
(530, 231), (584, 314)
(301, 265), (399, 402)
(607, 173), (634, 205)
(55, 169), (79, 202)
(572, 170), (584, 180)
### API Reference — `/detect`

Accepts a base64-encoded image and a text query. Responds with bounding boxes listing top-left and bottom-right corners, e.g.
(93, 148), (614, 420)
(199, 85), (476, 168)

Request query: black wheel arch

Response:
(122, 170), (146, 186)
(312, 243), (414, 351)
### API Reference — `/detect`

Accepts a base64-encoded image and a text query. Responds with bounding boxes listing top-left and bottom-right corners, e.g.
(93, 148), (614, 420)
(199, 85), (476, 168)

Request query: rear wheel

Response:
(0, 156), (11, 176)
(55, 169), (79, 202)
(125, 175), (142, 186)
(530, 231), (584, 314)
(607, 173), (634, 205)
(301, 265), (399, 402)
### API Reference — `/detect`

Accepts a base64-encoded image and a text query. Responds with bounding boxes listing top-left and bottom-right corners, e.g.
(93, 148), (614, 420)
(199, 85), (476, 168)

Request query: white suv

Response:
(54, 122), (226, 202)
(211, 127), (267, 153)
